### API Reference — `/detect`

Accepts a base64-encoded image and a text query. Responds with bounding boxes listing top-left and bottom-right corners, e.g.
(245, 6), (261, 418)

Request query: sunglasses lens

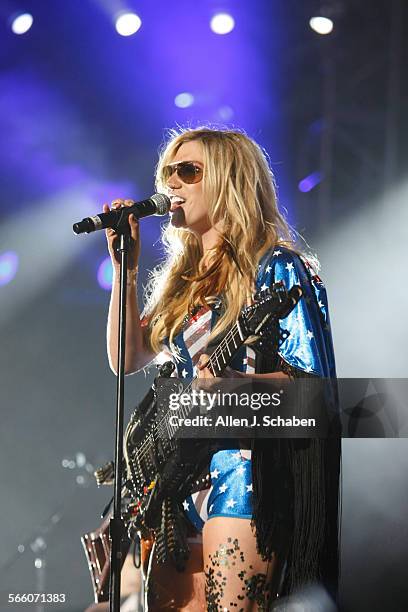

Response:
(163, 162), (203, 184)
(178, 163), (203, 184)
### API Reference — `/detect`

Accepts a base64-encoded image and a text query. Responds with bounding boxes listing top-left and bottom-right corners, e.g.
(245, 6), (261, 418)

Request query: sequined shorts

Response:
(183, 449), (253, 531)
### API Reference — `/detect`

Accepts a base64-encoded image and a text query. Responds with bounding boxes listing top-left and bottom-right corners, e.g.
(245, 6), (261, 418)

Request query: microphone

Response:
(72, 193), (170, 234)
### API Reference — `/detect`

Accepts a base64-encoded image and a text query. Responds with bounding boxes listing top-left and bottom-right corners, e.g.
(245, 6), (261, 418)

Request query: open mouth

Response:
(170, 206), (186, 227)
(169, 196), (186, 212)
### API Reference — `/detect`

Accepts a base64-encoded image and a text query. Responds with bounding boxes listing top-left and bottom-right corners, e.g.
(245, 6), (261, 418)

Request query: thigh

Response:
(203, 517), (286, 611)
(146, 539), (206, 611)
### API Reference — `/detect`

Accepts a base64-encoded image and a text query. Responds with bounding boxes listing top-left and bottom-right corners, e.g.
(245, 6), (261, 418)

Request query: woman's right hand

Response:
(104, 199), (141, 272)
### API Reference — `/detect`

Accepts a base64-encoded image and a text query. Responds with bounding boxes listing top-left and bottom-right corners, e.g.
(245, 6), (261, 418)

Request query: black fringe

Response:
(251, 436), (341, 601)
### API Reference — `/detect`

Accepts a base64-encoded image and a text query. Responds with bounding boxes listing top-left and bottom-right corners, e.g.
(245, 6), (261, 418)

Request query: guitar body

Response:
(81, 515), (154, 604)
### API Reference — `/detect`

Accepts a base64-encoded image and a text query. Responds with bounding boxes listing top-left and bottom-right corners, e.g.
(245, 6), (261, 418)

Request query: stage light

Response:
(97, 257), (113, 290)
(218, 105), (234, 120)
(174, 93), (194, 108)
(115, 12), (142, 37)
(11, 13), (33, 35)
(298, 171), (323, 192)
(309, 16), (334, 35)
(0, 251), (19, 286)
(210, 13), (235, 35)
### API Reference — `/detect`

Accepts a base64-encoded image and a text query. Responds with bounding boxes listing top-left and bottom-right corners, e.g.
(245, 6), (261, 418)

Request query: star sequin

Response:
(211, 469), (220, 479)
(306, 330), (314, 340)
(304, 365), (313, 373)
(273, 250), (282, 257)
(285, 262), (294, 272)
(181, 368), (188, 378)
(318, 300), (324, 309)
(226, 499), (237, 509)
(246, 484), (253, 493)
(265, 265), (272, 273)
(182, 500), (189, 511)
(219, 484), (228, 493)
(260, 283), (268, 292)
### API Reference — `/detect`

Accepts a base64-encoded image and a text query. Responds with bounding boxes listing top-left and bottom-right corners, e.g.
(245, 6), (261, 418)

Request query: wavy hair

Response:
(144, 127), (296, 355)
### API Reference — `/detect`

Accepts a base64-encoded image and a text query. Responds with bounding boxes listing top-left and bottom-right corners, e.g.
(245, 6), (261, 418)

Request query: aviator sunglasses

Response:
(162, 161), (203, 184)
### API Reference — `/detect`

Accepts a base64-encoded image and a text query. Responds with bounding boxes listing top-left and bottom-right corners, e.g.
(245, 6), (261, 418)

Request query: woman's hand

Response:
(104, 199), (140, 272)
(196, 354), (246, 379)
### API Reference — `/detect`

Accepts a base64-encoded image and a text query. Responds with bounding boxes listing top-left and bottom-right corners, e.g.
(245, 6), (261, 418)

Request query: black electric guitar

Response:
(122, 282), (302, 565)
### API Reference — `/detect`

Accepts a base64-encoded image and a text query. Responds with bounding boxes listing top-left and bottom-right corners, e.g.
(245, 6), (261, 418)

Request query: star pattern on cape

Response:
(273, 250), (282, 257)
(306, 330), (314, 340)
(285, 262), (294, 272)
(182, 500), (189, 511)
(181, 368), (188, 378)
(211, 469), (220, 479)
(246, 483), (253, 493)
(260, 283), (269, 292)
(219, 483), (228, 493)
(226, 499), (237, 508)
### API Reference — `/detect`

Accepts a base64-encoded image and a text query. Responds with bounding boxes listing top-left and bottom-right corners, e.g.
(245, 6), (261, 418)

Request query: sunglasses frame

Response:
(162, 161), (203, 185)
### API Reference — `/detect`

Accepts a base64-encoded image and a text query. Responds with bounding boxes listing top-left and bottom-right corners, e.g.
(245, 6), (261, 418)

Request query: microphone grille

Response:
(151, 193), (171, 216)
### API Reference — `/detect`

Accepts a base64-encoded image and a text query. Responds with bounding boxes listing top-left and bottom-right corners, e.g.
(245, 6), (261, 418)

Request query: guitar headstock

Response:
(240, 281), (302, 337)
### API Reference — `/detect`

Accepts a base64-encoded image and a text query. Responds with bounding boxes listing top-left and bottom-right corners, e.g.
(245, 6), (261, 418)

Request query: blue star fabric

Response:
(183, 449), (253, 531)
(257, 246), (336, 378)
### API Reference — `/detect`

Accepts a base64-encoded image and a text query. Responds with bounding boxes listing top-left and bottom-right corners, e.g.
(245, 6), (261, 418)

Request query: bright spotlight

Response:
(0, 251), (19, 286)
(97, 257), (113, 290)
(174, 93), (194, 108)
(309, 16), (334, 35)
(11, 13), (33, 35)
(115, 12), (142, 37)
(210, 13), (235, 35)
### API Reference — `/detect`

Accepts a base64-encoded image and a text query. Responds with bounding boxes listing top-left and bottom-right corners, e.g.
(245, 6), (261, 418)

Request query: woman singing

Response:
(105, 127), (341, 611)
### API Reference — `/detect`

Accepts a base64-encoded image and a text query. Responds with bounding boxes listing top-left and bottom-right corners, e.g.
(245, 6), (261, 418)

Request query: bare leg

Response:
(203, 517), (287, 611)
(146, 539), (206, 611)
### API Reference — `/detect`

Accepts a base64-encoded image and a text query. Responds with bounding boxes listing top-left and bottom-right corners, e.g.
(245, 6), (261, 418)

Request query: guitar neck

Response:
(204, 318), (246, 377)
(170, 319), (247, 427)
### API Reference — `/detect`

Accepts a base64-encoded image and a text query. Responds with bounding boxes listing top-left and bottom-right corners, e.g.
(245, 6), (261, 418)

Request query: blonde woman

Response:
(104, 128), (341, 610)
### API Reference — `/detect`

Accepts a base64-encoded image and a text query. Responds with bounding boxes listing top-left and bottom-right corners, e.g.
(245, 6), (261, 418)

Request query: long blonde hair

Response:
(144, 127), (295, 355)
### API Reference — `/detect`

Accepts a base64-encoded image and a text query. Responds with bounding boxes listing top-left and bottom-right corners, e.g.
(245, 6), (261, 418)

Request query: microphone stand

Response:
(109, 220), (132, 612)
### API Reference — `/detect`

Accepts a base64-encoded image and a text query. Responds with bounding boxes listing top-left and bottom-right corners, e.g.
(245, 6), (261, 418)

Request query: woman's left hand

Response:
(196, 354), (246, 379)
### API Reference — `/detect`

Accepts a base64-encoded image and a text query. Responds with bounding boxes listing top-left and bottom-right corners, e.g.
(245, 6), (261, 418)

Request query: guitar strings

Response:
(127, 292), (284, 469)
(129, 295), (279, 464)
(130, 322), (243, 464)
